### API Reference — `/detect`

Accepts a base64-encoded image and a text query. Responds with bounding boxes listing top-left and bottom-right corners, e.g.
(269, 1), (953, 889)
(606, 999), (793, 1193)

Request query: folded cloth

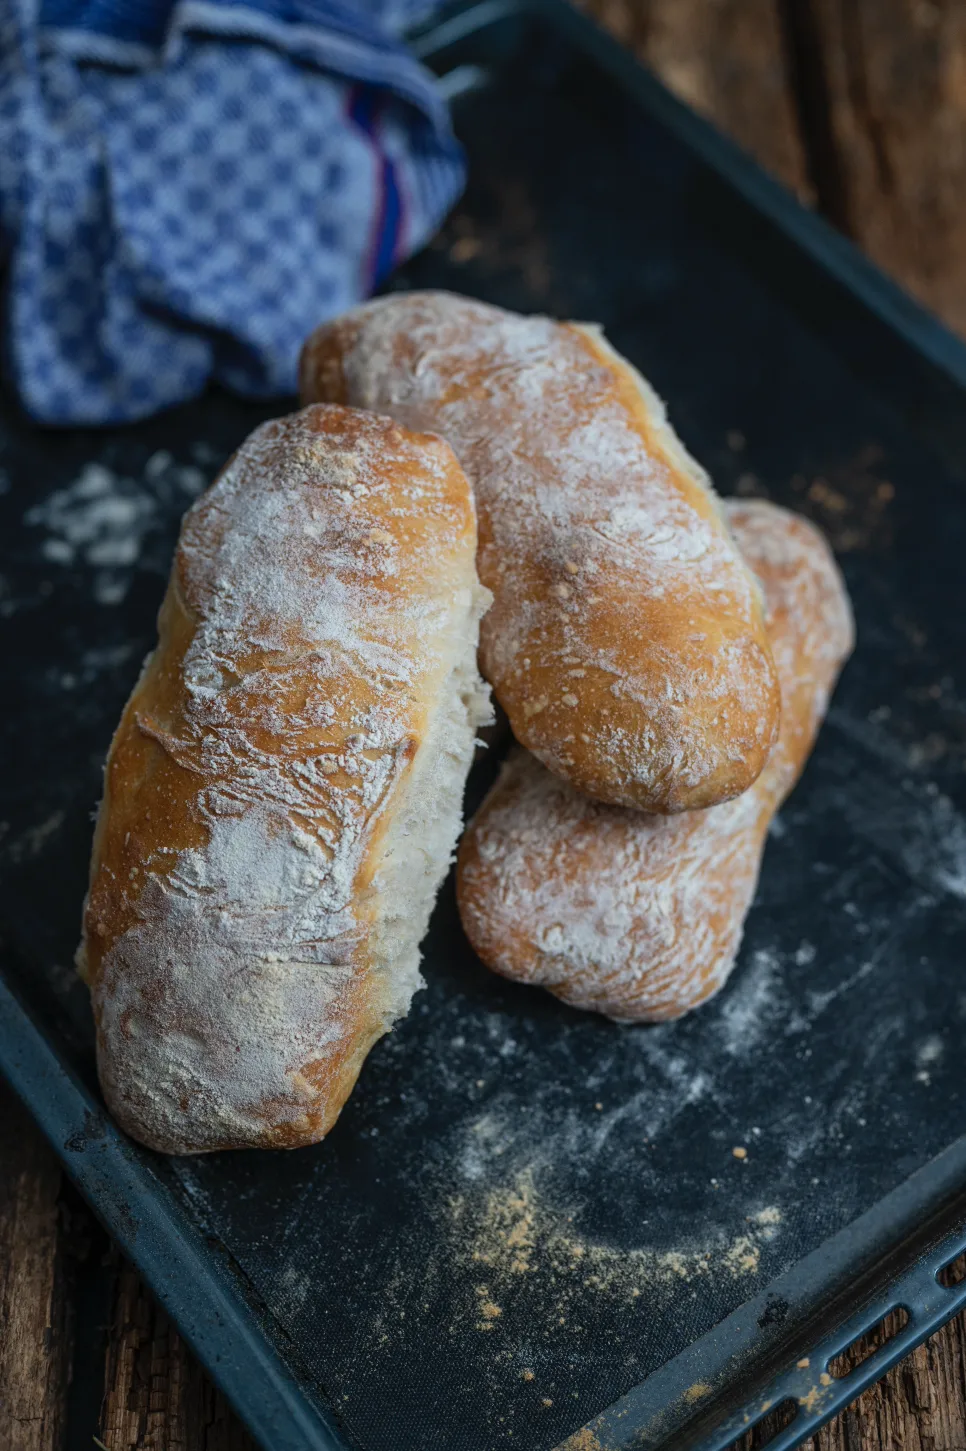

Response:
(0, 0), (460, 423)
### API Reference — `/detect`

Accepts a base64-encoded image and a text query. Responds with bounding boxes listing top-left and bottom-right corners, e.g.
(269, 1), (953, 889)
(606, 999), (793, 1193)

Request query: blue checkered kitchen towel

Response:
(0, 0), (460, 423)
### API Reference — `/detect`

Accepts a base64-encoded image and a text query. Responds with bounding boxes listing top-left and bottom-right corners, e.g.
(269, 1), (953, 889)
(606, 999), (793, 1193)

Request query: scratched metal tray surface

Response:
(4, 3), (966, 1449)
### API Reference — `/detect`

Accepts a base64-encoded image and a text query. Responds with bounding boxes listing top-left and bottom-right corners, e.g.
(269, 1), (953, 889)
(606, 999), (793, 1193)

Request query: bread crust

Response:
(455, 500), (854, 1022)
(300, 292), (781, 813)
(79, 404), (491, 1152)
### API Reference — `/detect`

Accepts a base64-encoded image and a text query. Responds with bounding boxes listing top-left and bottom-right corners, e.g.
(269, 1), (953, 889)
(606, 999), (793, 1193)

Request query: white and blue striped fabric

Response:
(0, 0), (460, 422)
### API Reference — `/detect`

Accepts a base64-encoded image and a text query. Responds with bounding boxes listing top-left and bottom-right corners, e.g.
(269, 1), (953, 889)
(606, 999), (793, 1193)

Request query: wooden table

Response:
(4, 3), (966, 1446)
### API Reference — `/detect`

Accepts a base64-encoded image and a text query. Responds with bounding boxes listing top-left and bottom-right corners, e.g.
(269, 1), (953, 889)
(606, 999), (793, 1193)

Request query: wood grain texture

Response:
(819, 1309), (966, 1449)
(585, 0), (966, 339)
(804, 1306), (966, 1450)
(97, 1262), (254, 1451)
(580, 0), (812, 197)
(799, 0), (966, 336)
(0, 1084), (71, 1451)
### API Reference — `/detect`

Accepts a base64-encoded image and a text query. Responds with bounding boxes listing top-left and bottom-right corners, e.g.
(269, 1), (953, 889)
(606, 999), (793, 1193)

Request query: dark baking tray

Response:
(4, 3), (966, 1448)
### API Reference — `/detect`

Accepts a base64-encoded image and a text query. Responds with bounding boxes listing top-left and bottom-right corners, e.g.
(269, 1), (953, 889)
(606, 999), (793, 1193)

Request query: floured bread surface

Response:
(78, 404), (492, 1152)
(456, 500), (854, 1023)
(301, 292), (780, 813)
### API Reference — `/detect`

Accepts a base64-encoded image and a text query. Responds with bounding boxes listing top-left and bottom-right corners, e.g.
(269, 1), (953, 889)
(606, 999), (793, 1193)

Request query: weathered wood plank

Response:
(586, 0), (966, 340)
(582, 0), (812, 198)
(799, 0), (966, 336)
(0, 1085), (71, 1451)
(98, 1262), (254, 1451)
(812, 1307), (966, 1451)
(729, 1304), (966, 1449)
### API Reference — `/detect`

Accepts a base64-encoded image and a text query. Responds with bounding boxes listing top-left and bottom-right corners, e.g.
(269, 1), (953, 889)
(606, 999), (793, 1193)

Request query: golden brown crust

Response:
(455, 500), (855, 1022)
(300, 292), (781, 814)
(80, 403), (490, 1152)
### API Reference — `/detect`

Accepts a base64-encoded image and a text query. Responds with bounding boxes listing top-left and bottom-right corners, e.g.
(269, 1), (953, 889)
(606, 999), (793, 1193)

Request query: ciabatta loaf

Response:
(78, 404), (491, 1152)
(301, 292), (780, 813)
(456, 500), (853, 1021)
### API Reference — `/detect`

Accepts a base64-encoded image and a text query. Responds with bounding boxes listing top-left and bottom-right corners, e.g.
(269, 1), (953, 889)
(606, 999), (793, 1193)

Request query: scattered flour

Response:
(714, 948), (784, 1056)
(446, 1161), (784, 1330)
(916, 1035), (944, 1066)
(24, 451), (210, 605)
(915, 1033), (945, 1082)
(825, 711), (966, 902)
(6, 810), (66, 862)
(26, 462), (155, 584)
